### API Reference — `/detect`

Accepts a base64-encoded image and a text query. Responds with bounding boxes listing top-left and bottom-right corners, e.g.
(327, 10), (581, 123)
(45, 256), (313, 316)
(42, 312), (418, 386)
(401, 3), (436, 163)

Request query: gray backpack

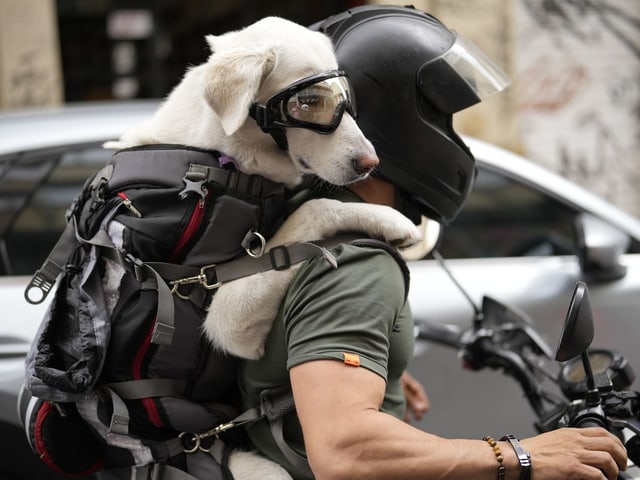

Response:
(19, 145), (335, 478)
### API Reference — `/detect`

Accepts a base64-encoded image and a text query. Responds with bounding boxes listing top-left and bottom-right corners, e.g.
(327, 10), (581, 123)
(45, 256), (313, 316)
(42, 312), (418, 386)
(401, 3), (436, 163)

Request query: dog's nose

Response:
(353, 154), (379, 175)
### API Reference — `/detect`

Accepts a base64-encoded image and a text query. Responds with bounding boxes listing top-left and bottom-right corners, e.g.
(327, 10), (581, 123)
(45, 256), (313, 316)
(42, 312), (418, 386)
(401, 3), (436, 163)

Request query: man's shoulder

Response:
(289, 238), (409, 299)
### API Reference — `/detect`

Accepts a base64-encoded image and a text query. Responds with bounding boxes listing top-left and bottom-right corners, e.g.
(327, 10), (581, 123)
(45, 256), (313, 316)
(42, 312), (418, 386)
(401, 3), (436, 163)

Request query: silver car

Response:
(1, 102), (639, 478)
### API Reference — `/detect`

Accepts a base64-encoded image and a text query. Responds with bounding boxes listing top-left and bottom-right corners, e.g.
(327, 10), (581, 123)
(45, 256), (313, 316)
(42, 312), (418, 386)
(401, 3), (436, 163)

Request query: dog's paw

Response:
(227, 449), (293, 480)
(349, 202), (422, 248)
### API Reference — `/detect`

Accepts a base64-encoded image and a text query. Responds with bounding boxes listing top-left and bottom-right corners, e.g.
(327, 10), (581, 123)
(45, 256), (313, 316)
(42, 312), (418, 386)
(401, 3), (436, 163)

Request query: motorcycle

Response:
(415, 252), (640, 478)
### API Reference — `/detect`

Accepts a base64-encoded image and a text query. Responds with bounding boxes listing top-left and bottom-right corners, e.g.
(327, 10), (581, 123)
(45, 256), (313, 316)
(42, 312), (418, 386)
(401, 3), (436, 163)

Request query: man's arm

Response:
(290, 359), (627, 480)
(290, 359), (510, 480)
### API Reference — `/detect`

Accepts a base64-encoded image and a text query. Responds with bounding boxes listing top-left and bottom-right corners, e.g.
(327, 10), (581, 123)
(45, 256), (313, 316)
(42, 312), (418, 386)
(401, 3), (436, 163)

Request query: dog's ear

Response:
(203, 41), (276, 136)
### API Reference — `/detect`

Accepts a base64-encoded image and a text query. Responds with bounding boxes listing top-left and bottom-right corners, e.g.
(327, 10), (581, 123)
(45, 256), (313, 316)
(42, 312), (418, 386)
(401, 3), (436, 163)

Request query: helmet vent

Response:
(456, 169), (468, 194)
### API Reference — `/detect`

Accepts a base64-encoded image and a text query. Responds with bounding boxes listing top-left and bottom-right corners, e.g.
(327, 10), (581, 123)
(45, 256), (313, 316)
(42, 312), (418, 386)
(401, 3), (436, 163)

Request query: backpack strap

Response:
(147, 241), (338, 299)
(24, 219), (78, 305)
(108, 145), (285, 199)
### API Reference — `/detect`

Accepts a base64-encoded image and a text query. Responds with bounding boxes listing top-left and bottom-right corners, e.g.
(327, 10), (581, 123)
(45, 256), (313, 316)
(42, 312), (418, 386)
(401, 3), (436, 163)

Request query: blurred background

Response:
(0, 0), (638, 216)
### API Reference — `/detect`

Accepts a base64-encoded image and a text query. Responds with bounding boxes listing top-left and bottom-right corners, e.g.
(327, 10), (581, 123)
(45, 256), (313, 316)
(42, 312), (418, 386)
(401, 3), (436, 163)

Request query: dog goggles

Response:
(250, 70), (356, 134)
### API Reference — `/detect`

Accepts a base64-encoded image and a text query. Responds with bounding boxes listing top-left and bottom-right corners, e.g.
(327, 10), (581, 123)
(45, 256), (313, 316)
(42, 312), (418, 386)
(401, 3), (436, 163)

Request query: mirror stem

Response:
(581, 351), (601, 406)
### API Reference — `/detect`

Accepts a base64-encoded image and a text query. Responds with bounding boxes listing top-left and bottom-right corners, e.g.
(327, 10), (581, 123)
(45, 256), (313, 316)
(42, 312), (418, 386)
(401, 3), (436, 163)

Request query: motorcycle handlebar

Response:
(415, 321), (463, 349)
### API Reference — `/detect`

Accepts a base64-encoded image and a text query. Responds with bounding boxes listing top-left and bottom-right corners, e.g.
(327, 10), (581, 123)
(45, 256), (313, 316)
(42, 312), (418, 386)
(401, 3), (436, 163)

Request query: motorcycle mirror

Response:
(482, 296), (554, 358)
(555, 281), (594, 362)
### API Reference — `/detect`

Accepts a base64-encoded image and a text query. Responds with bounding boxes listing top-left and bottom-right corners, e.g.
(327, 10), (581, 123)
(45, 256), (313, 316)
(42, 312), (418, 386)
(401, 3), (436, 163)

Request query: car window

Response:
(437, 167), (579, 259)
(0, 144), (111, 275)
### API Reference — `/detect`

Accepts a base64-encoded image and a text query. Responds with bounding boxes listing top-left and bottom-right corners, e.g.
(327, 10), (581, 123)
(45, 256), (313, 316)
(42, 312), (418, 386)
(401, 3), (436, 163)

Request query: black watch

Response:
(501, 434), (531, 480)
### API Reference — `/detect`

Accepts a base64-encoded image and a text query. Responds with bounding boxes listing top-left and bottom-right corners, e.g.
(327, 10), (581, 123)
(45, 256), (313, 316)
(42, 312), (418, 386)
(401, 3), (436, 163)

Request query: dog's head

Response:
(203, 17), (378, 186)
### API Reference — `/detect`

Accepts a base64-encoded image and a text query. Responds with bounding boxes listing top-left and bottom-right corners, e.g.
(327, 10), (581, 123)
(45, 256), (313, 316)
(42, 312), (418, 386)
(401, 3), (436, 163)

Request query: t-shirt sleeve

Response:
(281, 244), (408, 381)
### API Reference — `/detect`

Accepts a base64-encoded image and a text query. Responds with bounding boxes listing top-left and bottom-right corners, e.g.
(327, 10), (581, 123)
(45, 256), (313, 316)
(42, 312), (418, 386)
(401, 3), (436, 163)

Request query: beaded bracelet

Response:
(483, 435), (506, 480)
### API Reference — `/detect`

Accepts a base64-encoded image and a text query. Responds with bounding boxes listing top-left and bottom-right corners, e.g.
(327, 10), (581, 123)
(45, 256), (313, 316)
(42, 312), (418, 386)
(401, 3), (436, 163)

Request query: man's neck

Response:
(348, 176), (397, 208)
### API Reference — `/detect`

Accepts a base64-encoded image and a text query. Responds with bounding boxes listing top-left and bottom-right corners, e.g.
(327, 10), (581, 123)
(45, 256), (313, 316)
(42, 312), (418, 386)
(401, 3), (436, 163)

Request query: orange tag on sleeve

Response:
(343, 352), (361, 367)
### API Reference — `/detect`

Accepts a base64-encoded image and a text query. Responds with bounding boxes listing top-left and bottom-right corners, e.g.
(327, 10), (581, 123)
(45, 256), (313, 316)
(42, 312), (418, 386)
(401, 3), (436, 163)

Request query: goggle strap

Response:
(248, 104), (269, 127)
(269, 129), (288, 152)
(248, 103), (288, 151)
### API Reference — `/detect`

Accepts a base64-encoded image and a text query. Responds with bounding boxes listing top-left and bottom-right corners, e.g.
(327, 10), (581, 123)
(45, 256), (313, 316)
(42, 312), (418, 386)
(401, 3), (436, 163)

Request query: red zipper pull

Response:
(117, 192), (143, 218)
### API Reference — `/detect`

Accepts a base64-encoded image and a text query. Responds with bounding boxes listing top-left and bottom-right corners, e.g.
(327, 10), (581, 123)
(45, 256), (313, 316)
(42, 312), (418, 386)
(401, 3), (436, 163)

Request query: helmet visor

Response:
(418, 33), (511, 114)
(443, 33), (511, 101)
(255, 70), (356, 134)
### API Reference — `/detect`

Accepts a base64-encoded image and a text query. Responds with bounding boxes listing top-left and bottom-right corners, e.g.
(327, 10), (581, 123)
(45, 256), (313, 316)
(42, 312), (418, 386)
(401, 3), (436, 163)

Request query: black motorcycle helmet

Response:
(311, 5), (509, 224)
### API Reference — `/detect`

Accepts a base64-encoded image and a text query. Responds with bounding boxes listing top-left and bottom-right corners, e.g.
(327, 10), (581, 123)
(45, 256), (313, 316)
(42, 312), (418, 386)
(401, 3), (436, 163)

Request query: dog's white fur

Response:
(105, 16), (378, 187)
(103, 16), (422, 480)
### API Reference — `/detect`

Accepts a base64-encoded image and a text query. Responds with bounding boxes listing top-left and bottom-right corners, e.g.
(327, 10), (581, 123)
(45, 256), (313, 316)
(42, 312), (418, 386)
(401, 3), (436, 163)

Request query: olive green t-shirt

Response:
(237, 240), (414, 479)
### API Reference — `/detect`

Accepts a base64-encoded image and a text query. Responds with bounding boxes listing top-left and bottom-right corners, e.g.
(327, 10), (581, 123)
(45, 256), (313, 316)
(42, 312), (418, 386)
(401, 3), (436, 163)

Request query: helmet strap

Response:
(396, 188), (425, 225)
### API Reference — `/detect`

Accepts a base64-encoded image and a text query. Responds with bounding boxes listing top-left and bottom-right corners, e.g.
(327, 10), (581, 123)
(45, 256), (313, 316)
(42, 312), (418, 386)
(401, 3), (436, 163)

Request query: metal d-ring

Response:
(245, 230), (266, 258)
(179, 431), (200, 454)
(179, 421), (237, 454)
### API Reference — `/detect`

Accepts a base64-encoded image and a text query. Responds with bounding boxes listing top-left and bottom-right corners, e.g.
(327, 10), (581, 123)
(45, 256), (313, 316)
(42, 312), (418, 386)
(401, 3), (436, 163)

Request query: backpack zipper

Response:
(117, 192), (143, 218)
(170, 187), (210, 262)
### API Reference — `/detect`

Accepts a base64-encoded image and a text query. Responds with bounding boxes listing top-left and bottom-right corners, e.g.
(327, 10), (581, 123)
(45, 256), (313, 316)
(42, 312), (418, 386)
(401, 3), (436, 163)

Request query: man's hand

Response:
(400, 371), (429, 422)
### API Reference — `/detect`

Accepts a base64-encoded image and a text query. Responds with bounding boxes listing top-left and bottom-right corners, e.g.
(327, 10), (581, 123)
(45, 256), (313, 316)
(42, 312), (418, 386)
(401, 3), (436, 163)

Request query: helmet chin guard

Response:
(312, 5), (509, 224)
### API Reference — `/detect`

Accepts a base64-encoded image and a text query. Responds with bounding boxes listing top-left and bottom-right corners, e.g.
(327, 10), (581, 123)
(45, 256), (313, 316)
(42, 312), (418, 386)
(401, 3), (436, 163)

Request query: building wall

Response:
(371, 0), (640, 217)
(514, 0), (640, 217)
(0, 0), (63, 108)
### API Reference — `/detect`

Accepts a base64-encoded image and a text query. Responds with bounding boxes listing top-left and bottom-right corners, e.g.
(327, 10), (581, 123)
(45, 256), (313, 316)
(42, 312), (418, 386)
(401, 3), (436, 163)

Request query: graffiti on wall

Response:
(516, 0), (640, 216)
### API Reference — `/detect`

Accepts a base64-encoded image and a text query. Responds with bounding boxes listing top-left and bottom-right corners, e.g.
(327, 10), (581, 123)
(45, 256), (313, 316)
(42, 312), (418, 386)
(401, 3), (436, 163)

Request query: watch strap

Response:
(501, 434), (531, 480)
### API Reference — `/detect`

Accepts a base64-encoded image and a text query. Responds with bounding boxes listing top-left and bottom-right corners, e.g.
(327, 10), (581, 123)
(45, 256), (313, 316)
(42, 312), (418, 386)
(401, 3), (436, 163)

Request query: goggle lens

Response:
(284, 76), (353, 126)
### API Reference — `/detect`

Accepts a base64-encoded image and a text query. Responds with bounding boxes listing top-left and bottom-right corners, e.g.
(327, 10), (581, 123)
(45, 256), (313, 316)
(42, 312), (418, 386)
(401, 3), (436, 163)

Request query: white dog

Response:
(105, 16), (378, 187)
(104, 16), (421, 480)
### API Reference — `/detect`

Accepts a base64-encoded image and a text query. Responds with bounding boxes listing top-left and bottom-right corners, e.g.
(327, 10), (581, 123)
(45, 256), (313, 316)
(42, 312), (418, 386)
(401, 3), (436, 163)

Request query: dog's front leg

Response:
(268, 198), (421, 247)
(203, 199), (421, 359)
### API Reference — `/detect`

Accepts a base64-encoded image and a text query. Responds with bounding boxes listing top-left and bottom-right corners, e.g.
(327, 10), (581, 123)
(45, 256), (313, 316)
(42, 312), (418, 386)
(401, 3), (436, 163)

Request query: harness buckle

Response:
(199, 264), (221, 289)
(269, 245), (291, 271)
(169, 264), (221, 299)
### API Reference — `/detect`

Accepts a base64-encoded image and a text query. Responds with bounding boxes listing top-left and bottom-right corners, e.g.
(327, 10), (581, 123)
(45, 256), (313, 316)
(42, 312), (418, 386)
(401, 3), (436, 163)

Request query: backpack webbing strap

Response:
(24, 206), (124, 305)
(269, 416), (312, 477)
(106, 379), (187, 399)
(24, 219), (77, 305)
(259, 388), (312, 476)
(147, 241), (338, 295)
(101, 386), (130, 435)
(135, 463), (201, 480)
(187, 162), (284, 199)
(141, 261), (176, 346)
(108, 145), (285, 199)
(100, 379), (187, 435)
